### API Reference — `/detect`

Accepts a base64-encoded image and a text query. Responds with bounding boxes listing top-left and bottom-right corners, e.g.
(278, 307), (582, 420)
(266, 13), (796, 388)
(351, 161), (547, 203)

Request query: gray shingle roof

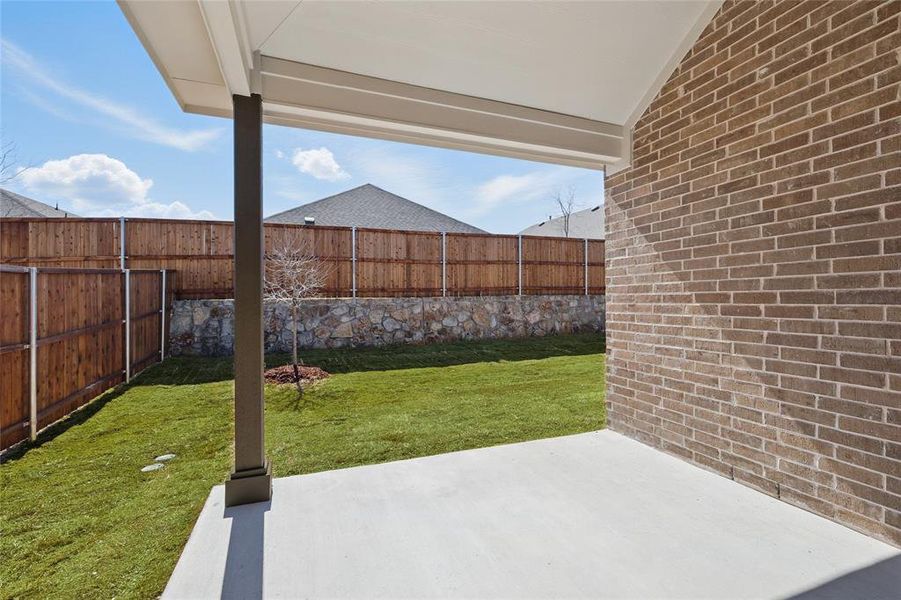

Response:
(266, 184), (485, 233)
(519, 205), (605, 240)
(1, 188), (78, 218)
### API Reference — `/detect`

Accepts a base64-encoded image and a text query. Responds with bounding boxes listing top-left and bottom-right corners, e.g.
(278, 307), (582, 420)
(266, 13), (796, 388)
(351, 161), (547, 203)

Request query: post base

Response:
(225, 461), (272, 506)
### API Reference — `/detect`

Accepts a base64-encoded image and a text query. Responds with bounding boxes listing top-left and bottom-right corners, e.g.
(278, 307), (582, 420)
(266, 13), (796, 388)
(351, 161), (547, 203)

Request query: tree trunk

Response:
(291, 303), (303, 396)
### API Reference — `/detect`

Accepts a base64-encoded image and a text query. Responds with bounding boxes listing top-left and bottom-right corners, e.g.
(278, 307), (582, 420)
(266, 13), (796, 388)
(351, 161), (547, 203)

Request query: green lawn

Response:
(0, 334), (605, 599)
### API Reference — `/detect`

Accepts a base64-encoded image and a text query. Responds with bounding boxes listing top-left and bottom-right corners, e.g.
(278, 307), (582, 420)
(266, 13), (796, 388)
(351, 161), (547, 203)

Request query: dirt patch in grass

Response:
(264, 364), (330, 385)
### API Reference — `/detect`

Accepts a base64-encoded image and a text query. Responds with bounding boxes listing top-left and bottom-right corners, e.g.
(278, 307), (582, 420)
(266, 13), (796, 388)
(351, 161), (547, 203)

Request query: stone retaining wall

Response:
(168, 295), (605, 356)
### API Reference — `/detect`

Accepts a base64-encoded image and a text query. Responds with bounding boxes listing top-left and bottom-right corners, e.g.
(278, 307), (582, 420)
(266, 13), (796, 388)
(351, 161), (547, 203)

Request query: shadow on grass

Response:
(267, 332), (606, 375)
(0, 355), (233, 464)
(2, 333), (605, 462)
(0, 381), (134, 464)
(127, 333), (605, 384)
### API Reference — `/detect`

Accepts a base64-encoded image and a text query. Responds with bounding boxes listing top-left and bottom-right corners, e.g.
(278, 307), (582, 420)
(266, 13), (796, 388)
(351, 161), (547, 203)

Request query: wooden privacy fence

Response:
(0, 264), (172, 451)
(1, 218), (605, 299)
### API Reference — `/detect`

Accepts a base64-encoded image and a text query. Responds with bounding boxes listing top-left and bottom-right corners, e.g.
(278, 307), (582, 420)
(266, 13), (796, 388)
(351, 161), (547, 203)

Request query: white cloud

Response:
(470, 170), (568, 217)
(290, 147), (350, 181)
(348, 145), (455, 211)
(19, 154), (214, 219)
(1, 39), (222, 151)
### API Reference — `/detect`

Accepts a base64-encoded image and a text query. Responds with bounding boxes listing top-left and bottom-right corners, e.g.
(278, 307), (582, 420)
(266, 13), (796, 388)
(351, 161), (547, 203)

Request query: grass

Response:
(0, 333), (605, 599)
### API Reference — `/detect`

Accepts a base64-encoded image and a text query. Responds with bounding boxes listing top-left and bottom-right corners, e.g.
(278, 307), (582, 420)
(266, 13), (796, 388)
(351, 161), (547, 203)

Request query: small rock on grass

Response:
(155, 453), (176, 462)
(141, 463), (164, 472)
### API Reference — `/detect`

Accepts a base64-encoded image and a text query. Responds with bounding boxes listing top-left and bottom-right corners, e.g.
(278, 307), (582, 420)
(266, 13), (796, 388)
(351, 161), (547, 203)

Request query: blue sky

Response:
(1, 1), (604, 233)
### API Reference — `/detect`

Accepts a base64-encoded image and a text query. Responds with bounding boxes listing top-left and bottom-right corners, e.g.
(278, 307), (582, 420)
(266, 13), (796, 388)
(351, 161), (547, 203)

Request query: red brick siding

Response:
(606, 0), (900, 546)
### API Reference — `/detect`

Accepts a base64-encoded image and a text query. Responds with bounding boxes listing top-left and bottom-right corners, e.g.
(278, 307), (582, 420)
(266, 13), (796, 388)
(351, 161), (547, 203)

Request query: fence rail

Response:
(0, 218), (605, 299)
(0, 264), (172, 451)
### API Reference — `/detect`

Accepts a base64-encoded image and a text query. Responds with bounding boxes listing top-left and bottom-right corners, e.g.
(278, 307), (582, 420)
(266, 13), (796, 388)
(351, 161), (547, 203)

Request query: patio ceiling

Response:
(118, 0), (722, 169)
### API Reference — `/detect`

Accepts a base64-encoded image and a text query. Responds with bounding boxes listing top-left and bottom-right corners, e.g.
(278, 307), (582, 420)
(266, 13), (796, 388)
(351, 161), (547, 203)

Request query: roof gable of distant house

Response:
(1, 188), (79, 218)
(519, 205), (604, 240)
(265, 184), (485, 233)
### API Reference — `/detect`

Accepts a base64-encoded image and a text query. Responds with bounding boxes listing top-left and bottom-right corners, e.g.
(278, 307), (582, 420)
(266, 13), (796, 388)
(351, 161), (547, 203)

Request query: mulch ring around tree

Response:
(264, 365), (330, 385)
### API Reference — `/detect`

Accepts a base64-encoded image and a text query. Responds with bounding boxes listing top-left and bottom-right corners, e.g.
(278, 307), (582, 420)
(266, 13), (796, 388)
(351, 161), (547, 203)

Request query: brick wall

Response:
(606, 0), (900, 546)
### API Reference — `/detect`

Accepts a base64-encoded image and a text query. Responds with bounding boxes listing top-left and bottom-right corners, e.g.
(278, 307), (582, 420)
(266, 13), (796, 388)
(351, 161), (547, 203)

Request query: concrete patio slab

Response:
(164, 430), (900, 599)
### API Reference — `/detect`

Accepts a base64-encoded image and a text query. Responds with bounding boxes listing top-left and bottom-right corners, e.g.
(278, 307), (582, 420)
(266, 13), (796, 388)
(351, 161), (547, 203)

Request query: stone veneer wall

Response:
(168, 295), (605, 356)
(606, 0), (900, 545)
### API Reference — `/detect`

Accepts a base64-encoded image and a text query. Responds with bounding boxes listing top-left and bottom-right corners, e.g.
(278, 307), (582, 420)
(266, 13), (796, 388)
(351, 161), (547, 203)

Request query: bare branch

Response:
(552, 186), (578, 237)
(263, 236), (331, 395)
(264, 236), (330, 306)
(0, 139), (32, 186)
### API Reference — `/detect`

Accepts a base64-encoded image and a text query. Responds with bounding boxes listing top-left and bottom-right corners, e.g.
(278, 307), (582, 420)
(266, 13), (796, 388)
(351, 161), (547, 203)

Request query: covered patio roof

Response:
(118, 0), (727, 508)
(119, 0), (721, 169)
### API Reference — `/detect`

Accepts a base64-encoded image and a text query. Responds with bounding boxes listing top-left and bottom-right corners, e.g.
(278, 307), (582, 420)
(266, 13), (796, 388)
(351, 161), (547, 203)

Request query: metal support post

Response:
(29, 267), (38, 440)
(124, 269), (131, 382)
(517, 235), (523, 296)
(351, 226), (357, 298)
(119, 216), (127, 270)
(441, 232), (447, 297)
(160, 269), (167, 359)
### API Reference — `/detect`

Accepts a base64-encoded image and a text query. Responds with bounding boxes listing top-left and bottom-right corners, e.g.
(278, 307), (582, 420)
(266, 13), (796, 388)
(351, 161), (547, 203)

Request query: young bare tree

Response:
(264, 237), (328, 395)
(0, 139), (30, 186)
(1, 140), (34, 217)
(553, 186), (578, 237)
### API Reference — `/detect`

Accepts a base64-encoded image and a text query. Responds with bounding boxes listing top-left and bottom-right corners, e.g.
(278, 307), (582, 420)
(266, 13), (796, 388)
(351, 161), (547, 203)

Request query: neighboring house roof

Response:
(1, 188), (78, 218)
(266, 184), (485, 233)
(519, 205), (605, 240)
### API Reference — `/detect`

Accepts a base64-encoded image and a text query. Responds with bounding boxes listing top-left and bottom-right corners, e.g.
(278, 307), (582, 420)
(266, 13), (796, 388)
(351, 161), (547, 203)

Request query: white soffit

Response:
(119, 0), (721, 169)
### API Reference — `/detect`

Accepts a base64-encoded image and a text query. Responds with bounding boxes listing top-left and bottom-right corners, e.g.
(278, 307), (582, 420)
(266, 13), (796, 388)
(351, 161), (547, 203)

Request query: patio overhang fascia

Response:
(258, 57), (623, 170)
(118, 0), (723, 172)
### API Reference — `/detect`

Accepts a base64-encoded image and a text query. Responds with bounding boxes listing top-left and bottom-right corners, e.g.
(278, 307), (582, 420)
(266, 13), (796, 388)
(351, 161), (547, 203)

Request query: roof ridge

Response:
(264, 183), (484, 233)
(1, 187), (78, 218)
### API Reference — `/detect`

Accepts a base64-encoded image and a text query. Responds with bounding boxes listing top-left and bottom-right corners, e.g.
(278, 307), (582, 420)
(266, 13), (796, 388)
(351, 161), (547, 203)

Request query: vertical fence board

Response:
(0, 266), (170, 451)
(356, 228), (442, 297)
(587, 240), (606, 294)
(0, 267), (29, 448)
(0, 218), (605, 299)
(0, 218), (120, 268)
(446, 233), (518, 296)
(521, 236), (585, 295)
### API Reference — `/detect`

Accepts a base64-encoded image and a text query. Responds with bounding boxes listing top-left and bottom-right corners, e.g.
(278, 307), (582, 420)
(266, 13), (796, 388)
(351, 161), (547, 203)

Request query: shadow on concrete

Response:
(786, 554), (901, 599)
(221, 500), (270, 600)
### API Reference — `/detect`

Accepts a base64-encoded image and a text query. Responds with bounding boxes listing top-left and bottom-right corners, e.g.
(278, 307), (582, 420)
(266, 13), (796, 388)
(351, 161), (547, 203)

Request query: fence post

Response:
(351, 226), (357, 298)
(441, 231), (447, 297)
(29, 267), (38, 441)
(584, 238), (589, 296)
(119, 216), (127, 270)
(124, 269), (131, 382)
(160, 269), (167, 360)
(517, 235), (523, 296)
